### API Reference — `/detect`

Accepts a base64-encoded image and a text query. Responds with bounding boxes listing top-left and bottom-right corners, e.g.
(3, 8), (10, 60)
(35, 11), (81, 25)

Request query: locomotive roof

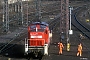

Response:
(31, 22), (49, 26)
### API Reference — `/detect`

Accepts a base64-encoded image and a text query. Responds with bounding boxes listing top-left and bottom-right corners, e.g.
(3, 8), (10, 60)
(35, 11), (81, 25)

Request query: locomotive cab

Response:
(25, 22), (51, 57)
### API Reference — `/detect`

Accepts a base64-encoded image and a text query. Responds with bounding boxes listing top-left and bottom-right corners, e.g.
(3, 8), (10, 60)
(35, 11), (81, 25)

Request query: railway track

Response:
(0, 1), (90, 60)
(0, 1), (61, 60)
(71, 5), (90, 59)
(0, 1), (60, 33)
(27, 1), (90, 60)
(72, 6), (90, 39)
(27, 13), (61, 60)
(42, 2), (90, 60)
(0, 28), (27, 53)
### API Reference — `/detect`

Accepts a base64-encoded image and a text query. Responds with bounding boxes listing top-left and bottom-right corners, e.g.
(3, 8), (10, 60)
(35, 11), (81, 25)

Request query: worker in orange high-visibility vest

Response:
(58, 42), (64, 55)
(77, 43), (82, 57)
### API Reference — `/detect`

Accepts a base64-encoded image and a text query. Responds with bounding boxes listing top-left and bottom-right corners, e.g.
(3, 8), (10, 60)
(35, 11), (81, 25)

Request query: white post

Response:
(44, 44), (48, 55)
(70, 7), (72, 30)
(69, 6), (73, 35)
(25, 38), (28, 54)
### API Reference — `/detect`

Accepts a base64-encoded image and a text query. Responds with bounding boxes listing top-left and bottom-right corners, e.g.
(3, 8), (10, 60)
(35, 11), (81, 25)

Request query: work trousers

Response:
(77, 51), (82, 56)
(59, 48), (62, 54)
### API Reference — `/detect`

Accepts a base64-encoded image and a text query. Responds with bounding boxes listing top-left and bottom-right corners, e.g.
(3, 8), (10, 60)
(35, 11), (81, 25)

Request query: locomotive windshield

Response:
(30, 24), (46, 32)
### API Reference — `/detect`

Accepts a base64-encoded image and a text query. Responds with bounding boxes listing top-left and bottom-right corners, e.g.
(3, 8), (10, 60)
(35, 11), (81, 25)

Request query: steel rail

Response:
(73, 7), (90, 39)
(0, 28), (27, 53)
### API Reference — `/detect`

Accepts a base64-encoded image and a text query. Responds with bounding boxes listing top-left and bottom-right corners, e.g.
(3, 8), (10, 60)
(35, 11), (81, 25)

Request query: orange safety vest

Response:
(58, 43), (64, 49)
(78, 45), (82, 51)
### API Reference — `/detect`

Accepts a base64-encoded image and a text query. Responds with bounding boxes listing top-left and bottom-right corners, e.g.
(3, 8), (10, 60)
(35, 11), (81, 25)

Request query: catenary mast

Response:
(60, 0), (69, 51)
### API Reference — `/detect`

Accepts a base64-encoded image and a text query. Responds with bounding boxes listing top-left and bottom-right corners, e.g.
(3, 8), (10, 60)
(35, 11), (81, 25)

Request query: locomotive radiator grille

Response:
(29, 39), (45, 46)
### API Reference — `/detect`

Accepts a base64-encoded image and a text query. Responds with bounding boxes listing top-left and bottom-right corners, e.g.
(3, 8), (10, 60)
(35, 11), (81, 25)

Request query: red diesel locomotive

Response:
(25, 22), (52, 57)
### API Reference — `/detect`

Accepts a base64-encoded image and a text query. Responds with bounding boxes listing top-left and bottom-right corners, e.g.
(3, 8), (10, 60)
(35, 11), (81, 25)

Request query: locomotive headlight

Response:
(31, 36), (42, 38)
(37, 36), (42, 38)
